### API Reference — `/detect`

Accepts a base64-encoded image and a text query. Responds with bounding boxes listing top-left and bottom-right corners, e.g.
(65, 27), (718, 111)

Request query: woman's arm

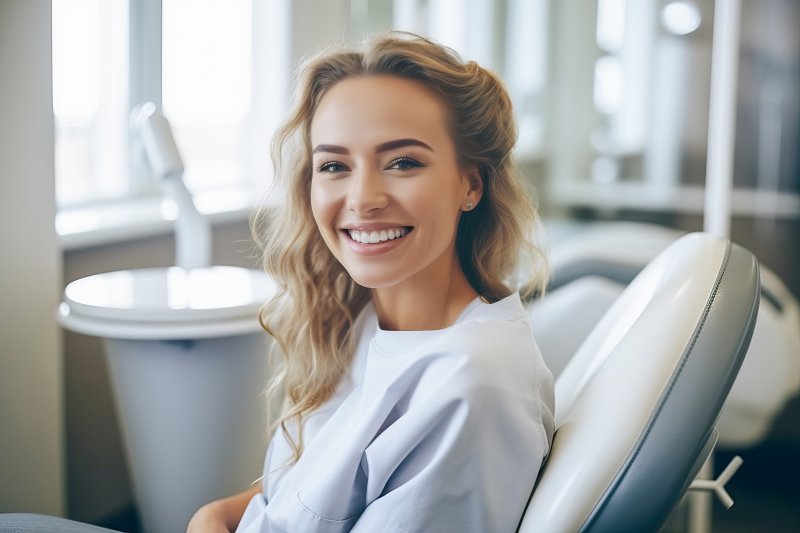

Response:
(186, 484), (262, 533)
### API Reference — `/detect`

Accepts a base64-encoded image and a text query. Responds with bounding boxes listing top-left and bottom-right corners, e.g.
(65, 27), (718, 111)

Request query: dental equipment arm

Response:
(133, 102), (212, 269)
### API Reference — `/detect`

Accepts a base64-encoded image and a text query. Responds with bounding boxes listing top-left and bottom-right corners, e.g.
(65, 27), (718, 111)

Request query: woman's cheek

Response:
(310, 181), (331, 215)
(310, 184), (344, 256)
(310, 186), (332, 236)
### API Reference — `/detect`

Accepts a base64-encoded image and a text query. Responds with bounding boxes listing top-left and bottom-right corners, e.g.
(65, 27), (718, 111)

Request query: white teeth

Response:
(347, 227), (409, 244)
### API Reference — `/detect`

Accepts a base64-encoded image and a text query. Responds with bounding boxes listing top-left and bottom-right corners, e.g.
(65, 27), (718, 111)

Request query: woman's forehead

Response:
(310, 75), (453, 151)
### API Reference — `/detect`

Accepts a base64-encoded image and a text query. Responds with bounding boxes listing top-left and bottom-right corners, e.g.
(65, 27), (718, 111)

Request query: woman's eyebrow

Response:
(376, 138), (434, 153)
(312, 144), (349, 155)
(311, 138), (434, 155)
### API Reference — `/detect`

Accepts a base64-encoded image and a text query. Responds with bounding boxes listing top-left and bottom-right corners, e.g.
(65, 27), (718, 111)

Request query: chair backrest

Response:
(519, 232), (760, 532)
(528, 221), (800, 447)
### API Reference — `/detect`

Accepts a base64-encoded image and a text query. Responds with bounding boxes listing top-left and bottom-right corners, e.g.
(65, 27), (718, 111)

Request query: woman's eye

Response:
(386, 156), (424, 171)
(316, 161), (348, 173)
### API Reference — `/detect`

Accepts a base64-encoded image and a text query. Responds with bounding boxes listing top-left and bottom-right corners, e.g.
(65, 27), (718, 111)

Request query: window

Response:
(53, 0), (287, 209)
(53, 0), (129, 206)
(162, 0), (252, 193)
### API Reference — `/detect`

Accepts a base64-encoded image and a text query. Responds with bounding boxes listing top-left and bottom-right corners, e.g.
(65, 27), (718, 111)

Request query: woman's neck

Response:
(371, 251), (478, 331)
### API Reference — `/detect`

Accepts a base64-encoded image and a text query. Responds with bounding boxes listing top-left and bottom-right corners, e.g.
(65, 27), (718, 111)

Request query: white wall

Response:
(0, 0), (65, 516)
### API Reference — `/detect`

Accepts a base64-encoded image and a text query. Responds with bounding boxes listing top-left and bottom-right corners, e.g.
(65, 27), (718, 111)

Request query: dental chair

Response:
(519, 231), (760, 531)
(0, 233), (758, 533)
(529, 221), (800, 448)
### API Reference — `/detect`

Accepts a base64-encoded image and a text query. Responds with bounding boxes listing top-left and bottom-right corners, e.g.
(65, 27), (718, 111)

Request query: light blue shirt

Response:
(237, 293), (555, 533)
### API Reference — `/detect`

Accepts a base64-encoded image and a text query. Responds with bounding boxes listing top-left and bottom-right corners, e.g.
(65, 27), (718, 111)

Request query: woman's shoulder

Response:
(427, 293), (555, 443)
(362, 292), (551, 401)
(412, 293), (546, 390)
(447, 293), (539, 360)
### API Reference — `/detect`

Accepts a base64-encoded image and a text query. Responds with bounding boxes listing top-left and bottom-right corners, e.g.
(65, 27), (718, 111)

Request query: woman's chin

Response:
(345, 268), (404, 290)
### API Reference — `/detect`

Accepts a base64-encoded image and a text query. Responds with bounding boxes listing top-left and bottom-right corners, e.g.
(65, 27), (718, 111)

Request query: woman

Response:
(189, 32), (554, 533)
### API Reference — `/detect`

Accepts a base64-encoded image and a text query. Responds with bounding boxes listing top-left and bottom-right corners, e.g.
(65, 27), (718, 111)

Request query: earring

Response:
(466, 201), (473, 210)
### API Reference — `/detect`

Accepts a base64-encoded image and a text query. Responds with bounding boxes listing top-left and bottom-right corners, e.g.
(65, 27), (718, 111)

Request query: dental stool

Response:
(519, 232), (760, 531)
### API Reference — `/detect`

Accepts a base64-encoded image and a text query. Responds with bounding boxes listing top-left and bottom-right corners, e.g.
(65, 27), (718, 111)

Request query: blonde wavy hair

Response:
(250, 32), (547, 464)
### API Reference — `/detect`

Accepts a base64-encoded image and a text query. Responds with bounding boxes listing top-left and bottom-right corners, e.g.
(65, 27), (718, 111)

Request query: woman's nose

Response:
(346, 167), (389, 214)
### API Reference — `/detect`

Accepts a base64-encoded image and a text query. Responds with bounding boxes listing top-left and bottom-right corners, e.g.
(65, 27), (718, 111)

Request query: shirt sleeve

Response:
(351, 351), (552, 533)
(235, 492), (267, 533)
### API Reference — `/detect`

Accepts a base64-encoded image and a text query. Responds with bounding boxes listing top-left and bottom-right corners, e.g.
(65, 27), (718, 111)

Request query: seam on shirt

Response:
(296, 492), (361, 524)
(534, 360), (550, 458)
(541, 370), (556, 459)
(526, 324), (553, 459)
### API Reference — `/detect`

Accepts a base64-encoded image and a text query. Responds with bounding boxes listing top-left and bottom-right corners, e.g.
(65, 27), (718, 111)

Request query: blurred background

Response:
(1, 0), (797, 531)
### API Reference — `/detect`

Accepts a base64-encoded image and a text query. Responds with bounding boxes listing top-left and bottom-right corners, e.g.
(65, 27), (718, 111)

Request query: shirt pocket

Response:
(296, 490), (360, 532)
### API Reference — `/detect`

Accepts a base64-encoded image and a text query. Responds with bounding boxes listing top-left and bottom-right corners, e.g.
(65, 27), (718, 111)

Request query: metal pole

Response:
(688, 454), (714, 533)
(692, 3), (742, 531)
(703, 0), (742, 238)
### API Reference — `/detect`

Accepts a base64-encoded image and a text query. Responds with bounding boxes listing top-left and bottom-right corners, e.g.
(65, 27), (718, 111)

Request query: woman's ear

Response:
(462, 165), (484, 211)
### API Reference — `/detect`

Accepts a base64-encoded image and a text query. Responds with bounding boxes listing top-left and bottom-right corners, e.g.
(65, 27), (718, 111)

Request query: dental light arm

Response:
(133, 102), (211, 269)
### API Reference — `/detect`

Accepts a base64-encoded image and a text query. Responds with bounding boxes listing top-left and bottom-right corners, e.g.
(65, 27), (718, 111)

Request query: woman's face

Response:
(309, 75), (478, 290)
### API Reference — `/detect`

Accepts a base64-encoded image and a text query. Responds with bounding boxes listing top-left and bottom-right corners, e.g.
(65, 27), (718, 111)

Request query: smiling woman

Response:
(187, 33), (554, 533)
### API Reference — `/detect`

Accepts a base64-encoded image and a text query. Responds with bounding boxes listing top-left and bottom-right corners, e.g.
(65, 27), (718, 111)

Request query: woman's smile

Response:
(341, 226), (414, 255)
(346, 227), (409, 244)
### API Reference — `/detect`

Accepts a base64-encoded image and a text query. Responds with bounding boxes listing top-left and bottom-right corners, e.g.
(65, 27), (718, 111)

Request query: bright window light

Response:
(162, 0), (253, 193)
(596, 0), (626, 52)
(594, 55), (625, 115)
(661, 1), (702, 36)
(53, 0), (280, 214)
(52, 0), (129, 207)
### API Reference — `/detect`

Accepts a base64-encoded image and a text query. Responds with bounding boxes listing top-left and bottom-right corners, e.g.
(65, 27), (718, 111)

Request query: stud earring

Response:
(466, 201), (473, 210)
